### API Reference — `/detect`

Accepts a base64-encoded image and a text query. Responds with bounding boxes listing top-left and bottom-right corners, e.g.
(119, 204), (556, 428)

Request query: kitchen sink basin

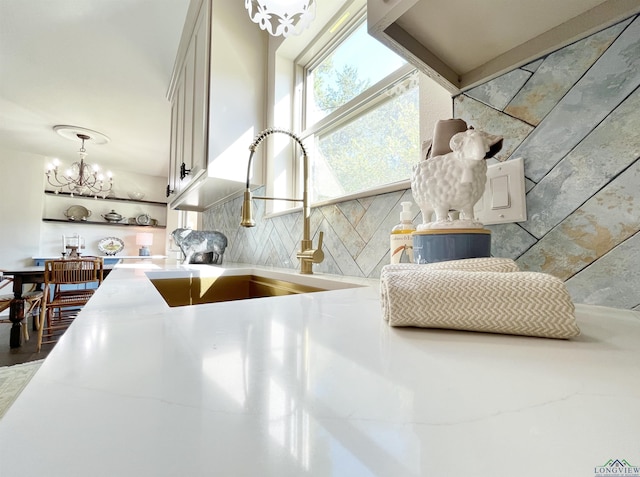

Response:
(150, 273), (348, 307)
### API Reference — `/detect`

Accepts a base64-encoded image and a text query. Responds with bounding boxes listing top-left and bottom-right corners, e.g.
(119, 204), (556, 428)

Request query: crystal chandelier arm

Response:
(45, 140), (113, 197)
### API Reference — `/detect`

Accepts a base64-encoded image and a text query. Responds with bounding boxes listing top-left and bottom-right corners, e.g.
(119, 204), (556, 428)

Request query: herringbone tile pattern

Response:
(204, 187), (418, 278)
(202, 16), (640, 310)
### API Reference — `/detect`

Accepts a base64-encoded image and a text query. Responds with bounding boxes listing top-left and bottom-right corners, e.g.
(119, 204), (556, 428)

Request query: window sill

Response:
(263, 179), (411, 220)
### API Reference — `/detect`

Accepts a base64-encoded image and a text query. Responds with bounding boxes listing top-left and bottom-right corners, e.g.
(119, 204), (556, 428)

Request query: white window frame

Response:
(265, 0), (451, 217)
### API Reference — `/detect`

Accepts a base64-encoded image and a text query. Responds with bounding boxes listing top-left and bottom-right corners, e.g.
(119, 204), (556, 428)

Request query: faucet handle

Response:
(312, 231), (324, 263)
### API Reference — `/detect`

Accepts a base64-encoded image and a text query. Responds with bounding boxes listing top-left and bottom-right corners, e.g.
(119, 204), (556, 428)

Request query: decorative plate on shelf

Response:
(98, 237), (124, 256)
(64, 205), (91, 221)
(136, 213), (151, 226)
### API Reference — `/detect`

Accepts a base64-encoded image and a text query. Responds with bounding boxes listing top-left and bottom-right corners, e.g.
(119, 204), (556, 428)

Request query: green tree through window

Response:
(310, 59), (419, 201)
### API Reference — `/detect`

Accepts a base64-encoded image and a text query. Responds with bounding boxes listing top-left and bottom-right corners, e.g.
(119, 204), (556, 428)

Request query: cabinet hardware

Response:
(180, 163), (191, 180)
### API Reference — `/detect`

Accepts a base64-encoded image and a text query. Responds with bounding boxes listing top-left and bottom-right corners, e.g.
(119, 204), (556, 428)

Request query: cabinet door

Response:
(174, 79), (185, 196)
(181, 40), (195, 182)
(168, 0), (209, 200)
(168, 95), (179, 197)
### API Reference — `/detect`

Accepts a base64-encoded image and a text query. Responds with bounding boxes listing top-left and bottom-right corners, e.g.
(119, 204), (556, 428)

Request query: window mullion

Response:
(301, 63), (416, 139)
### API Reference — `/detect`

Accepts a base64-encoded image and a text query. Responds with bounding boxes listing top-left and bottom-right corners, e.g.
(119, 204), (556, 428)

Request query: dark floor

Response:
(0, 313), (54, 366)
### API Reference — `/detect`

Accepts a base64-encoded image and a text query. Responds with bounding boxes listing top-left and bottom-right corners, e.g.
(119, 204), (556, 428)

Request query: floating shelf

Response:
(44, 190), (167, 207)
(42, 218), (166, 229)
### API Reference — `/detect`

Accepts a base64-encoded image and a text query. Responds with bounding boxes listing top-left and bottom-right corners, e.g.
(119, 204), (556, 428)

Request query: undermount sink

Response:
(148, 270), (362, 307)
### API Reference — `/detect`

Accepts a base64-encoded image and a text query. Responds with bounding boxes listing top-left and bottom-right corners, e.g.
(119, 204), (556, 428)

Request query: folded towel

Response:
(383, 257), (521, 274)
(380, 258), (520, 321)
(380, 259), (579, 339)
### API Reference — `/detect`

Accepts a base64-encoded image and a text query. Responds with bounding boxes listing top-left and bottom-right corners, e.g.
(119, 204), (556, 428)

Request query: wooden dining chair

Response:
(37, 258), (104, 351)
(0, 273), (43, 342)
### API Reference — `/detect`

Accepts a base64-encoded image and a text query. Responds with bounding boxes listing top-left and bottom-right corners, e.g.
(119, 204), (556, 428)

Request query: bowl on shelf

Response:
(102, 210), (124, 223)
(128, 192), (145, 200)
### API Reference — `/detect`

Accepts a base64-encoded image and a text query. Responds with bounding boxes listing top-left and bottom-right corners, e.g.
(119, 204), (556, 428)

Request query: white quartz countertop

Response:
(1, 259), (639, 477)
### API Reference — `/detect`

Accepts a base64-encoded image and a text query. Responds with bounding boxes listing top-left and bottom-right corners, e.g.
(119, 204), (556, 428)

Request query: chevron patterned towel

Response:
(380, 257), (520, 314)
(380, 260), (579, 339)
(382, 257), (521, 274)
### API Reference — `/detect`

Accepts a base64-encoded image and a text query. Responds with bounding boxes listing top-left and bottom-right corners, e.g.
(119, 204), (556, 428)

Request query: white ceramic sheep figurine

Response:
(411, 128), (493, 230)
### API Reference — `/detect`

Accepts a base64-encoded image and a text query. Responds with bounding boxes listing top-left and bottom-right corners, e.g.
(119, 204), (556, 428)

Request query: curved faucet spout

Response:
(240, 127), (323, 274)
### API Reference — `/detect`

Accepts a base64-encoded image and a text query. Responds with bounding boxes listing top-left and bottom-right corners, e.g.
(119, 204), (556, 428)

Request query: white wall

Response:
(419, 72), (454, 150)
(0, 149), (44, 268)
(0, 146), (176, 266)
(207, 0), (267, 184)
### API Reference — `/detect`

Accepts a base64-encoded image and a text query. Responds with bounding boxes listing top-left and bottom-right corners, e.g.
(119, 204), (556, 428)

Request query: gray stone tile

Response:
(272, 214), (297, 255)
(310, 208), (324, 241)
(238, 227), (255, 257)
(269, 219), (295, 265)
(398, 188), (419, 215)
(336, 200), (366, 228)
(521, 88), (640, 238)
(320, 219), (365, 277)
(257, 220), (276, 259)
(522, 58), (544, 73)
(517, 159), (640, 280)
(454, 95), (534, 162)
(278, 211), (298, 241)
(565, 232), (640, 309)
(254, 214), (274, 248)
(356, 232), (391, 277)
(355, 190), (404, 242)
(292, 209), (303, 239)
(369, 254), (389, 279)
(319, 204), (365, 259)
(356, 196), (406, 276)
(512, 16), (640, 182)
(285, 247), (298, 270)
(466, 69), (532, 111)
(358, 195), (376, 211)
(256, 233), (273, 266)
(524, 177), (536, 193)
(485, 223), (537, 260)
(314, 244), (341, 275)
(505, 20), (629, 126)
(226, 242), (239, 262)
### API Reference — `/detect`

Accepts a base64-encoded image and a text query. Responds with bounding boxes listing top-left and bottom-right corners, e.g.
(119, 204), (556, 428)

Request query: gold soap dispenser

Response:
(390, 201), (415, 264)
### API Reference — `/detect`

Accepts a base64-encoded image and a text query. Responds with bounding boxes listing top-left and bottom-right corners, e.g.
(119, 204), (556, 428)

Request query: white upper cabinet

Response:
(368, 0), (640, 93)
(166, 0), (266, 211)
(167, 0), (210, 201)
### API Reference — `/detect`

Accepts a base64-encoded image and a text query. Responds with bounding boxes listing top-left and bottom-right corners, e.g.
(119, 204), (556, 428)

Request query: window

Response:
(299, 15), (420, 204)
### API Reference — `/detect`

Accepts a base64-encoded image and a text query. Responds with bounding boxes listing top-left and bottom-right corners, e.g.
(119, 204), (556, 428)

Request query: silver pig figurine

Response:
(171, 228), (228, 264)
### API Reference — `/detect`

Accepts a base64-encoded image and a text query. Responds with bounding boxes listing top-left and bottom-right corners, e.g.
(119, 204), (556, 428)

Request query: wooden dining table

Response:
(3, 264), (113, 349)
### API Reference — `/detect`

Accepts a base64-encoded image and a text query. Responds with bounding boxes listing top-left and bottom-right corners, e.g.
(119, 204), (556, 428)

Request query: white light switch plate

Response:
(474, 157), (527, 225)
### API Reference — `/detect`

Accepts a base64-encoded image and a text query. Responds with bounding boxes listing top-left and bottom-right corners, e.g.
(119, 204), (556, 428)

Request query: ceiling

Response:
(0, 0), (191, 178)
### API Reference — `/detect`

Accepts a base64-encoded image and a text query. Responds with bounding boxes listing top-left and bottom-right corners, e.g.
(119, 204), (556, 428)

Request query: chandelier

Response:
(245, 0), (316, 37)
(46, 126), (113, 198)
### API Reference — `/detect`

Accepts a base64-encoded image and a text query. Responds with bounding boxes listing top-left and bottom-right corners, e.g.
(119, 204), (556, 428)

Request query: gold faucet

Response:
(240, 128), (324, 274)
